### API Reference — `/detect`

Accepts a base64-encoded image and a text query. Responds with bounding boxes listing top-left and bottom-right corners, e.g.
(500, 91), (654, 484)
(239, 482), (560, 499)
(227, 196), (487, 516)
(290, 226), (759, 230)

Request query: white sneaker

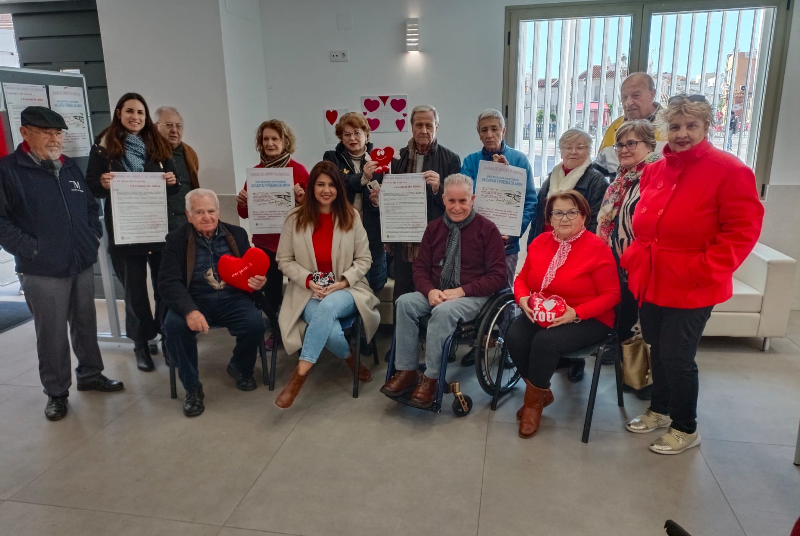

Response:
(626, 409), (672, 434)
(649, 427), (701, 455)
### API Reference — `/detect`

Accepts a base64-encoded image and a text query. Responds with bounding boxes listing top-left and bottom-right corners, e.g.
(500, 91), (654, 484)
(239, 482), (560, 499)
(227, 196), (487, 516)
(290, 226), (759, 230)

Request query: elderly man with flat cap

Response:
(0, 106), (124, 421)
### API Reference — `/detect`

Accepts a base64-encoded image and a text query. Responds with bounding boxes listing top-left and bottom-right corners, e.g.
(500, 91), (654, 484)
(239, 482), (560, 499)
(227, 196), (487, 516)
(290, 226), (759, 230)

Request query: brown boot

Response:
(275, 366), (309, 409)
(409, 375), (439, 408)
(516, 388), (554, 420)
(344, 352), (371, 382)
(519, 380), (549, 439)
(380, 370), (419, 397)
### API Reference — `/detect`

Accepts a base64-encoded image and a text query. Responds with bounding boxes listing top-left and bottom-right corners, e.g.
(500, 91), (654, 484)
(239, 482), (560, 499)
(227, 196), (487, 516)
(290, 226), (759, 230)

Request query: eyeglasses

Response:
(560, 145), (589, 153)
(551, 209), (581, 221)
(158, 122), (183, 131)
(342, 130), (364, 139)
(612, 140), (644, 152)
(668, 94), (708, 105)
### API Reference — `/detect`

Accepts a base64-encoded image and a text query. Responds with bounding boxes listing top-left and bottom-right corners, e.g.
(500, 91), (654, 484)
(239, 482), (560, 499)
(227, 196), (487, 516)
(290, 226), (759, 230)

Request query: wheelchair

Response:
(383, 289), (521, 416)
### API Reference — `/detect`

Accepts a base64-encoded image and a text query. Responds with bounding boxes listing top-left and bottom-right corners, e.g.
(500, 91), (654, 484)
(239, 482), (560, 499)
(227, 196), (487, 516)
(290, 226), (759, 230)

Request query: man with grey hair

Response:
(155, 106), (200, 229)
(380, 174), (506, 408)
(159, 188), (266, 417)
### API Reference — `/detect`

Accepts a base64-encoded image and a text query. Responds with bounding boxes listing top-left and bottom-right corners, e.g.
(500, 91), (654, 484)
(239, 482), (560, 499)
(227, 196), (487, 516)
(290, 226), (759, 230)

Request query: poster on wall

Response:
(48, 85), (91, 158)
(2, 83), (49, 148)
(323, 108), (349, 144)
(360, 94), (408, 133)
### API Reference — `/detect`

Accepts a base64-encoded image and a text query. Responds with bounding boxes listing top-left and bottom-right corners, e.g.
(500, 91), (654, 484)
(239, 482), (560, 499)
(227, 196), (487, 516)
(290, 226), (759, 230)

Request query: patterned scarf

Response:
(122, 133), (147, 172)
(401, 137), (440, 262)
(260, 151), (291, 168)
(596, 152), (661, 245)
(439, 209), (476, 291)
(541, 227), (586, 292)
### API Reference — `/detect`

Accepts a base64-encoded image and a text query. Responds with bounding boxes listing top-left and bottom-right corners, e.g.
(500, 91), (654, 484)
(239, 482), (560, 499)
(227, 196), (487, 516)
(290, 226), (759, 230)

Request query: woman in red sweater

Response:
(507, 191), (620, 439)
(621, 95), (763, 455)
(237, 119), (309, 347)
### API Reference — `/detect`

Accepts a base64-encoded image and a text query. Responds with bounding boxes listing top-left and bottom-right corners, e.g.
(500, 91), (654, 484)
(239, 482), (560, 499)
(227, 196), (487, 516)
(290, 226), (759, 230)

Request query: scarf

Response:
(481, 140), (507, 159)
(22, 141), (63, 176)
(440, 209), (477, 290)
(541, 227), (586, 292)
(401, 137), (440, 262)
(547, 156), (592, 196)
(260, 151), (291, 168)
(596, 152), (661, 245)
(122, 133), (147, 172)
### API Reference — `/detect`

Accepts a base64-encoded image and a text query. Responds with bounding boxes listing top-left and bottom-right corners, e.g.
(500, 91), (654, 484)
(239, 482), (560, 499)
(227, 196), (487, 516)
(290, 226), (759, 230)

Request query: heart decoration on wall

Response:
(363, 99), (381, 113)
(367, 118), (381, 131)
(395, 119), (405, 131)
(529, 292), (567, 328)
(325, 110), (338, 125)
(361, 94), (409, 133)
(390, 98), (407, 113)
(217, 248), (270, 293)
(379, 96), (390, 105)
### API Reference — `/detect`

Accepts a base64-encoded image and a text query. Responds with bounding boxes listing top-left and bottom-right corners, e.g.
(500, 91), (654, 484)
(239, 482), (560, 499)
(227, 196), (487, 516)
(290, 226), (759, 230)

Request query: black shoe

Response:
(227, 362), (257, 391)
(134, 342), (155, 372)
(45, 396), (68, 421)
(567, 360), (585, 383)
(636, 384), (653, 401)
(77, 374), (125, 392)
(460, 348), (476, 367)
(183, 384), (205, 417)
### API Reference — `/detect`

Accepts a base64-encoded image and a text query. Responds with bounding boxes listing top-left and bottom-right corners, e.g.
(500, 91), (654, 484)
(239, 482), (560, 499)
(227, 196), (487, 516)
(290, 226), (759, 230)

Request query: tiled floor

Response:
(0, 302), (798, 536)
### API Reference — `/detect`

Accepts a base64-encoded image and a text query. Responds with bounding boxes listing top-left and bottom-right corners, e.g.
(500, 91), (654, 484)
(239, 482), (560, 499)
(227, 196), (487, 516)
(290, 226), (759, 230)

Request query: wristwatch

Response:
(573, 315), (582, 324)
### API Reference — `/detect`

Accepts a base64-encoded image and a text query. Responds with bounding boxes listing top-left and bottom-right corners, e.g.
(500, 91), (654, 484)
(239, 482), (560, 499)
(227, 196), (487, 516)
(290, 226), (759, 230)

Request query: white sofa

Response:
(702, 242), (797, 350)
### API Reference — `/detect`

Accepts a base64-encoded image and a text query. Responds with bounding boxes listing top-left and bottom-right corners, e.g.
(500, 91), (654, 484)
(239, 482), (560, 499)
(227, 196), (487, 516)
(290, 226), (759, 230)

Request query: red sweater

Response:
(514, 231), (620, 327)
(620, 139), (764, 309)
(312, 213), (334, 273)
(237, 159), (309, 252)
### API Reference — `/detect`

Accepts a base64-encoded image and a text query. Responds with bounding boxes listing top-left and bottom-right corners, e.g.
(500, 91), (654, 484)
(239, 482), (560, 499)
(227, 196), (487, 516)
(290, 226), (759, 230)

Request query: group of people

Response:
(0, 71), (764, 457)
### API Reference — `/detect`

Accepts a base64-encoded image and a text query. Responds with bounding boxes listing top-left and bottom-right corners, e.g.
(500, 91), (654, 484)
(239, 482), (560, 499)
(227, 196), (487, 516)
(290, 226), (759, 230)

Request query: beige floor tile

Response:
(0, 384), (142, 499)
(218, 529), (300, 536)
(0, 501), (220, 536)
(478, 422), (745, 536)
(735, 507), (798, 536)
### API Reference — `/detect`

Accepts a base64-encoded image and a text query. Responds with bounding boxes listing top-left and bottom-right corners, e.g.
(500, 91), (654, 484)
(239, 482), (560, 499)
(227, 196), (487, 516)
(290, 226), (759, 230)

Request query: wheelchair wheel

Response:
(475, 294), (521, 396)
(452, 395), (473, 417)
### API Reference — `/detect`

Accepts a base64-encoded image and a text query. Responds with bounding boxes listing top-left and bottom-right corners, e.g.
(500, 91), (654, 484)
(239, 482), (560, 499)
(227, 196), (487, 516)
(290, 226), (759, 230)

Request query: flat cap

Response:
(20, 106), (68, 130)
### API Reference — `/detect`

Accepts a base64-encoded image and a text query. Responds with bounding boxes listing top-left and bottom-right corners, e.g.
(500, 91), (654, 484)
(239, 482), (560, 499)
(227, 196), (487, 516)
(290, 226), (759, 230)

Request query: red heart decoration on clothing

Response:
(369, 147), (394, 167)
(325, 110), (338, 125)
(364, 98), (381, 112)
(390, 98), (407, 112)
(367, 118), (381, 131)
(217, 248), (270, 293)
(395, 119), (405, 131)
(530, 292), (567, 328)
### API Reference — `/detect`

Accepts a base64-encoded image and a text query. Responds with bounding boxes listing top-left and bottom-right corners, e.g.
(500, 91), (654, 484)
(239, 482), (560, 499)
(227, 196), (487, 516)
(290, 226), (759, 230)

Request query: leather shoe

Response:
(380, 370), (419, 397)
(275, 366), (309, 409)
(45, 395), (68, 421)
(567, 360), (585, 382)
(134, 341), (155, 372)
(77, 375), (125, 392)
(227, 362), (257, 391)
(183, 384), (205, 417)
(344, 352), (371, 382)
(517, 388), (554, 420)
(409, 375), (438, 408)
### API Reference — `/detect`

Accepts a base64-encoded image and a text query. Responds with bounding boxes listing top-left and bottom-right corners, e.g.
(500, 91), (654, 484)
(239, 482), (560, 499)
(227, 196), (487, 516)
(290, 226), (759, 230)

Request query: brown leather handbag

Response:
(621, 323), (652, 390)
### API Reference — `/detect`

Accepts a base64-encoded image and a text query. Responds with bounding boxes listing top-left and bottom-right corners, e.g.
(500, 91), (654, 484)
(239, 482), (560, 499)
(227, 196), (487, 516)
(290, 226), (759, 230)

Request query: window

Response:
(0, 14), (20, 68)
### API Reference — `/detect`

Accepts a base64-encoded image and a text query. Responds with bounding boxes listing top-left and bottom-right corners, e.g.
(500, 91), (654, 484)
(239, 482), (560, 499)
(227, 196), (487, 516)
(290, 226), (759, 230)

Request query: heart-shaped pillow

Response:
(529, 292), (567, 328)
(217, 248), (270, 293)
(369, 147), (394, 167)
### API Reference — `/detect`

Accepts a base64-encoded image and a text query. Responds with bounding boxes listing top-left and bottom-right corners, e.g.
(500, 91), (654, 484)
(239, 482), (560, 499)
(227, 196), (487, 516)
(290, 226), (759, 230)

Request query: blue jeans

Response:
(366, 250), (387, 293)
(163, 292), (265, 391)
(300, 290), (357, 363)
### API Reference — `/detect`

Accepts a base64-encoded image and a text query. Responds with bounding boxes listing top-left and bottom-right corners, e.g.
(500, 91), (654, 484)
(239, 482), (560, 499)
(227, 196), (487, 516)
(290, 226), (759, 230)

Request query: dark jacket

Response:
(158, 221), (253, 318)
(323, 142), (383, 259)
(529, 166), (609, 243)
(391, 141), (461, 223)
(86, 138), (179, 256)
(0, 145), (102, 277)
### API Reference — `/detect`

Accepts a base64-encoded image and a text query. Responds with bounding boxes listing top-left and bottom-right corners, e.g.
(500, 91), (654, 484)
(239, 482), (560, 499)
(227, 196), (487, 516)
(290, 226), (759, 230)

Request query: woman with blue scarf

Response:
(87, 93), (179, 372)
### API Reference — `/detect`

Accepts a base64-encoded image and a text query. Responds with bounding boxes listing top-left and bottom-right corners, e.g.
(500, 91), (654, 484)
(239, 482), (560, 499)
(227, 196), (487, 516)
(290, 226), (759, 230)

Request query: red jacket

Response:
(514, 231), (620, 327)
(237, 159), (309, 251)
(620, 139), (764, 309)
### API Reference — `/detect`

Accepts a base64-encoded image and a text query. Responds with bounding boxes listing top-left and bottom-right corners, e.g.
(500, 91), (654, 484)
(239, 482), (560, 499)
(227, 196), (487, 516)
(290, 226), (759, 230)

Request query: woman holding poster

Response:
(237, 120), (309, 350)
(86, 92), (179, 372)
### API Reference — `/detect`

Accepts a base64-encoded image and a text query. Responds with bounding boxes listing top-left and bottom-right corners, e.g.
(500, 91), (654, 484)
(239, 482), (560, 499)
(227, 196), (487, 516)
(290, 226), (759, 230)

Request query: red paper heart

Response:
(363, 112), (368, 115)
(325, 110), (338, 125)
(217, 248), (270, 293)
(364, 98), (380, 112)
(395, 119), (405, 131)
(367, 118), (380, 131)
(530, 292), (567, 328)
(379, 96), (390, 105)
(390, 98), (407, 112)
(369, 147), (394, 167)
(402, 112), (407, 117)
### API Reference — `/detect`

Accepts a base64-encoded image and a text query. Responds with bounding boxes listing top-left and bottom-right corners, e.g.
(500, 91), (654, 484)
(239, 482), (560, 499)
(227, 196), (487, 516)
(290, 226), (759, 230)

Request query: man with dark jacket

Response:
(155, 106), (200, 230)
(159, 188), (266, 417)
(380, 174), (506, 407)
(0, 107), (124, 421)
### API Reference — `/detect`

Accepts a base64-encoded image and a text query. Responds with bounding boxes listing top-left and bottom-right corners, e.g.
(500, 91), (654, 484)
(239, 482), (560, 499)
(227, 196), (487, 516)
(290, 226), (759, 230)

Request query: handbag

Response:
(621, 322), (652, 390)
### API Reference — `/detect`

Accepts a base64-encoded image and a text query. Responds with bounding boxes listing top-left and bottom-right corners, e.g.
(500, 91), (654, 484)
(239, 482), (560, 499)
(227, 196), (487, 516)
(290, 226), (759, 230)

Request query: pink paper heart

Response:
(325, 110), (338, 125)
(402, 113), (407, 117)
(363, 111), (368, 115)
(364, 98), (380, 113)
(367, 118), (380, 131)
(395, 119), (405, 131)
(390, 98), (407, 112)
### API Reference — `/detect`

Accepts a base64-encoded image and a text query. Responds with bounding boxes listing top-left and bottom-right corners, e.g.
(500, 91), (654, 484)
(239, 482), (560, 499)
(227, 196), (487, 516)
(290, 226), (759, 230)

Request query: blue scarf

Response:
(481, 140), (507, 159)
(122, 133), (147, 172)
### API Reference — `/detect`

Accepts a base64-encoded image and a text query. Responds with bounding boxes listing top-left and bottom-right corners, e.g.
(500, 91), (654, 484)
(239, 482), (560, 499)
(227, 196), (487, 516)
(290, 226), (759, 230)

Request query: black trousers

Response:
(260, 247), (284, 317)
(506, 313), (609, 389)
(639, 302), (713, 434)
(111, 251), (162, 343)
(391, 253), (415, 303)
(618, 277), (640, 342)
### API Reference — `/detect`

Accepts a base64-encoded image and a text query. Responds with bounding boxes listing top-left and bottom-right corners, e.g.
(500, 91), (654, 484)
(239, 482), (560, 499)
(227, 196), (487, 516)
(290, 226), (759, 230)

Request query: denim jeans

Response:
(300, 290), (357, 363)
(163, 292), (265, 391)
(366, 250), (387, 293)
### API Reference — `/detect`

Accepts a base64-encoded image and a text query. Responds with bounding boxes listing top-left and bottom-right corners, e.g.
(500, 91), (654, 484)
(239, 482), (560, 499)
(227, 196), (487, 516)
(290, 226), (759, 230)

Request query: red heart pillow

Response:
(217, 248), (270, 293)
(369, 147), (394, 167)
(529, 292), (567, 327)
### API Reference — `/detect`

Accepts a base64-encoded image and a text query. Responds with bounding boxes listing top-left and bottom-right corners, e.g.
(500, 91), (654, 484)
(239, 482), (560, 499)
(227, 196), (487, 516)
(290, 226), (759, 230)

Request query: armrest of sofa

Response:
(735, 243), (797, 338)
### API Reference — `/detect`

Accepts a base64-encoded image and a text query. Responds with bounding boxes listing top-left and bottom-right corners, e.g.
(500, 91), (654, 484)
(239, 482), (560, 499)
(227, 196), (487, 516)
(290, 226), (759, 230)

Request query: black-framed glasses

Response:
(668, 94), (708, 105)
(551, 209), (581, 221)
(612, 140), (644, 152)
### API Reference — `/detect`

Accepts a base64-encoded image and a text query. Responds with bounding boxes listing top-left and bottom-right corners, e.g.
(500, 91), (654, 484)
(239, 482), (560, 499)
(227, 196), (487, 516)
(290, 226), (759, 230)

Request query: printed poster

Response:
(379, 173), (427, 242)
(48, 85), (91, 157)
(360, 94), (408, 133)
(474, 160), (527, 236)
(247, 167), (295, 234)
(2, 83), (49, 148)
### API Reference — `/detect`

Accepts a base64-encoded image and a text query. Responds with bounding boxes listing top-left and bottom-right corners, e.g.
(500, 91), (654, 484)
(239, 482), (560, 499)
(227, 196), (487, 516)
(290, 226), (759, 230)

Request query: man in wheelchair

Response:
(380, 174), (507, 407)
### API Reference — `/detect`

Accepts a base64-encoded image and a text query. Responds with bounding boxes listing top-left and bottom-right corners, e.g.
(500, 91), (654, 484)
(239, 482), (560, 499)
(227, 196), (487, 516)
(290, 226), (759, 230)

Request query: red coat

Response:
(237, 159), (309, 251)
(620, 139), (764, 309)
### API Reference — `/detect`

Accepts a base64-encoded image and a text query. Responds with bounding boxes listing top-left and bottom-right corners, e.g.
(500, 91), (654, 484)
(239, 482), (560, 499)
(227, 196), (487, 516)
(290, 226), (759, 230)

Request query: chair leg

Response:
(258, 339), (268, 387)
(269, 338), (278, 391)
(614, 338), (624, 408)
(353, 317), (363, 398)
(167, 345), (177, 400)
(490, 346), (506, 411)
(371, 338), (379, 366)
(761, 337), (771, 352)
(582, 348), (605, 443)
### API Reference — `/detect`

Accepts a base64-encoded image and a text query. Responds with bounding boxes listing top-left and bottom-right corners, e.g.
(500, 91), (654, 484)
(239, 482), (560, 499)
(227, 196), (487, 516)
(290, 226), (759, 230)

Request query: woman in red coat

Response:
(621, 95), (764, 455)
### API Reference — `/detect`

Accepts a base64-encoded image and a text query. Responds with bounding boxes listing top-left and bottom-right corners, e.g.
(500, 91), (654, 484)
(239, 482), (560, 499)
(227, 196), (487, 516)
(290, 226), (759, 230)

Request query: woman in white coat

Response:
(275, 161), (380, 408)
